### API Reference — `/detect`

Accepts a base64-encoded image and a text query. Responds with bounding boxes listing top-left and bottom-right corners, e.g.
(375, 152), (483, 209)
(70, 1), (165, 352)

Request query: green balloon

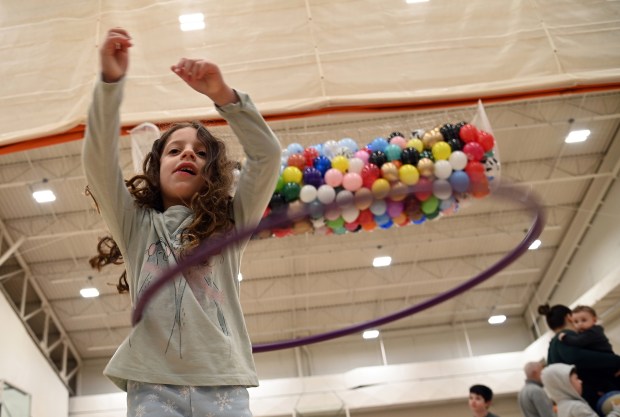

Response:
(326, 217), (345, 229)
(421, 195), (439, 214)
(384, 144), (402, 161)
(282, 182), (301, 202)
(275, 176), (285, 192)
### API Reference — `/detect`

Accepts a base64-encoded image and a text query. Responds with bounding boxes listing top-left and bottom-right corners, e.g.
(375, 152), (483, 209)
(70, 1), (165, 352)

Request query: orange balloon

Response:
(361, 220), (376, 231)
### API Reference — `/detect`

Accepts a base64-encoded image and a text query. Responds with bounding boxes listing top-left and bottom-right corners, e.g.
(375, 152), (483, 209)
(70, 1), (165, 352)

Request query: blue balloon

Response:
(338, 137), (359, 153)
(368, 137), (389, 152)
(313, 155), (332, 176)
(287, 143), (304, 155)
(374, 213), (391, 226)
(308, 200), (324, 219)
(379, 219), (393, 229)
(449, 171), (470, 193)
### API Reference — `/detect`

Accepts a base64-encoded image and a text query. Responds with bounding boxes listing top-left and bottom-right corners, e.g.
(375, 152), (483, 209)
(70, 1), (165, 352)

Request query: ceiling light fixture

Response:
(80, 276), (99, 298)
(528, 239), (541, 250)
(406, 0), (430, 3)
(565, 129), (590, 144)
(488, 314), (507, 325)
(237, 273), (243, 282)
(372, 256), (392, 267)
(32, 179), (56, 203)
(362, 329), (380, 339)
(179, 13), (205, 32)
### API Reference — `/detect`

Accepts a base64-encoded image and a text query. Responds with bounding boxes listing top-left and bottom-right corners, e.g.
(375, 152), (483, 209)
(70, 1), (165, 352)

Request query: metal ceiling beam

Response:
(526, 122), (620, 319)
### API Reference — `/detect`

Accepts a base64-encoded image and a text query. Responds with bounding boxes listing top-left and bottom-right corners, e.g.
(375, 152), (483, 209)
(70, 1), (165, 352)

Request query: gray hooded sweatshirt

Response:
(541, 363), (620, 417)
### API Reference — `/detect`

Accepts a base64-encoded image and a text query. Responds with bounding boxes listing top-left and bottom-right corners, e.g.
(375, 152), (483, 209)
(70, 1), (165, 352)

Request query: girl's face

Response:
(572, 311), (596, 332)
(159, 127), (208, 209)
(570, 372), (583, 395)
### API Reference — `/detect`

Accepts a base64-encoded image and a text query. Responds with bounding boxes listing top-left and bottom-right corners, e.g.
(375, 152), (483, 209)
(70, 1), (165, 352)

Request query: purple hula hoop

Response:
(131, 181), (545, 353)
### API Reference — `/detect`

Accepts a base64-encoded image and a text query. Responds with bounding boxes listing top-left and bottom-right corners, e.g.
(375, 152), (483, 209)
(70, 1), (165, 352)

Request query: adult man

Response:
(518, 361), (556, 417)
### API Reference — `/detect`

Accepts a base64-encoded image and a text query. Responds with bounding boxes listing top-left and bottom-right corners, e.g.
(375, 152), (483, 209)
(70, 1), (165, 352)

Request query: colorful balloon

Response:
(342, 172), (363, 191)
(398, 164), (419, 185)
(282, 166), (303, 184)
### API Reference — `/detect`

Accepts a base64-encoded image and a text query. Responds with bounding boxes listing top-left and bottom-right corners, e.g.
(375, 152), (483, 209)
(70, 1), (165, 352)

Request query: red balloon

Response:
(357, 209), (374, 225)
(459, 124), (479, 143)
(287, 153), (306, 170)
(465, 161), (486, 181)
(361, 163), (381, 188)
(303, 147), (320, 167)
(477, 130), (495, 152)
(414, 177), (432, 201)
(463, 142), (485, 161)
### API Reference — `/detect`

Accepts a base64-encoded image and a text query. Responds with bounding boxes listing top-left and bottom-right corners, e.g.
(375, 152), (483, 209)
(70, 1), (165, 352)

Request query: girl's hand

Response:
(100, 28), (133, 83)
(171, 59), (237, 106)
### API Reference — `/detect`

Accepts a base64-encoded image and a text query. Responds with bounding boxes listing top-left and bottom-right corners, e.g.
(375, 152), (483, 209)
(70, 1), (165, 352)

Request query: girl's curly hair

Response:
(88, 122), (236, 293)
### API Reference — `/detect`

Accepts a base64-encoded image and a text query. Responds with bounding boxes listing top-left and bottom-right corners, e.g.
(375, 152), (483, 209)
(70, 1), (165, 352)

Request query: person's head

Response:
(523, 361), (544, 383)
(571, 305), (598, 332)
(87, 121), (237, 293)
(469, 384), (493, 415)
(538, 304), (573, 332)
(569, 367), (582, 395)
(141, 121), (235, 211)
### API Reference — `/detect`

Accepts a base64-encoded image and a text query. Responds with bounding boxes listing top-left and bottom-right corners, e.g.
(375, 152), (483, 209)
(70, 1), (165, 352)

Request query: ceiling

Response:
(1, 0), (619, 397)
(1, 89), (619, 394)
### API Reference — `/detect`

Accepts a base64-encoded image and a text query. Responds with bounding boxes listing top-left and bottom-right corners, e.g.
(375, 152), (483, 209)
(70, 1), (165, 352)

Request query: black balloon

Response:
(447, 138), (465, 151)
(387, 131), (405, 141)
(368, 150), (387, 167)
(269, 193), (287, 212)
(439, 123), (458, 141)
(400, 147), (420, 165)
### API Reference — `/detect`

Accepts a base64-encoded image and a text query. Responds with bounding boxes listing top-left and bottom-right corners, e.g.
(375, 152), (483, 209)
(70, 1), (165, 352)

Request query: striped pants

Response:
(127, 380), (253, 417)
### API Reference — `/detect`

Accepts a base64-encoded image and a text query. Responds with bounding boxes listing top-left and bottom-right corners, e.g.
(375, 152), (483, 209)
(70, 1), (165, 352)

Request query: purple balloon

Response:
(303, 167), (323, 188)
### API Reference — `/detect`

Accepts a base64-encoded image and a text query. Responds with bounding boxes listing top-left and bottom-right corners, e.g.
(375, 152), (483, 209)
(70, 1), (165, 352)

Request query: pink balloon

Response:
(324, 168), (343, 187)
(390, 136), (407, 149)
(342, 172), (363, 191)
(354, 150), (370, 164)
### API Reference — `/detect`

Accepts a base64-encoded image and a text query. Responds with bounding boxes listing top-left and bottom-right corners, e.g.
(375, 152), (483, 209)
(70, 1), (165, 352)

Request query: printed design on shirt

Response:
(136, 237), (187, 357)
(184, 258), (229, 336)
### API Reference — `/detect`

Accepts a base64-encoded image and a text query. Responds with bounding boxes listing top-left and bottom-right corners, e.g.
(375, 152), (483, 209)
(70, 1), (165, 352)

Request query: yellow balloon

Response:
(331, 155), (349, 173)
(398, 164), (419, 185)
(282, 166), (303, 184)
(432, 141), (452, 161)
(406, 138), (424, 153)
(371, 178), (390, 199)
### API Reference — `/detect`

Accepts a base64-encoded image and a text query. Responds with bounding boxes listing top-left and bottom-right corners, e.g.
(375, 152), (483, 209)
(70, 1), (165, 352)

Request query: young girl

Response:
(83, 28), (281, 416)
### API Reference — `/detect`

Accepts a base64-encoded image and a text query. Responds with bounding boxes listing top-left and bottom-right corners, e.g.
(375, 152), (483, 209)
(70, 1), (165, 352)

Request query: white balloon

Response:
(434, 160), (453, 179)
(449, 151), (468, 171)
(433, 179), (453, 200)
(342, 206), (360, 223)
(299, 185), (318, 203)
(335, 190), (354, 207)
(317, 185), (336, 205)
(369, 199), (387, 216)
(348, 157), (364, 174)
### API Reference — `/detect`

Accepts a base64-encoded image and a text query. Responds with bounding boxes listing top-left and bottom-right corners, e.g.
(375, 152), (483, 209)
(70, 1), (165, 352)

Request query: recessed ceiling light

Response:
(373, 256), (392, 267)
(179, 13), (205, 32)
(488, 314), (506, 325)
(80, 287), (100, 298)
(528, 239), (541, 250)
(565, 129), (590, 144)
(363, 329), (380, 339)
(32, 189), (56, 203)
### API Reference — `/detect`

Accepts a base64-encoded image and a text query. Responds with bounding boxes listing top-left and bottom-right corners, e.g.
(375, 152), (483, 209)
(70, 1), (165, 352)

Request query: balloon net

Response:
(255, 102), (500, 239)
